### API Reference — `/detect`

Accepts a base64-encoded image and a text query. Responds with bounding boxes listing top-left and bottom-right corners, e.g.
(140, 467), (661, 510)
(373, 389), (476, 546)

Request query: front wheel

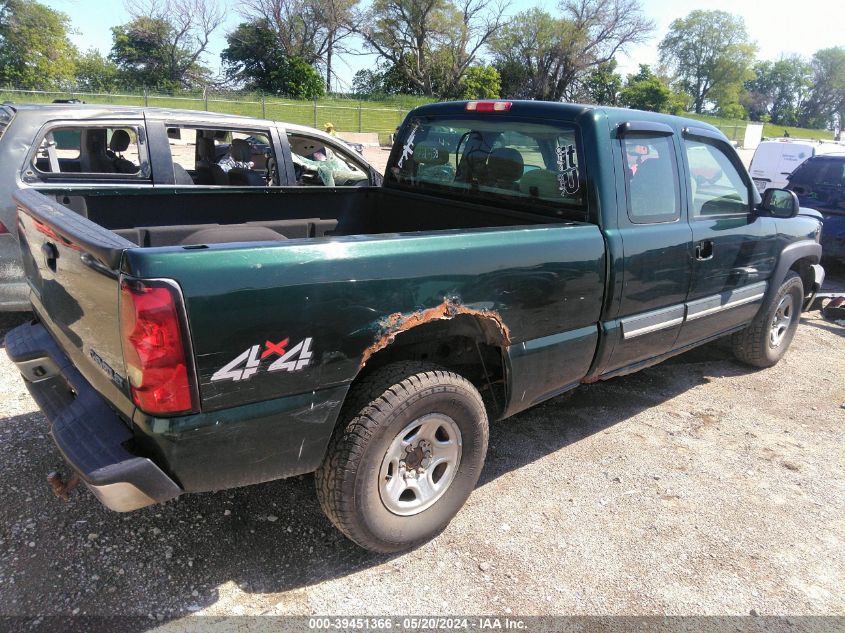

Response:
(731, 271), (803, 368)
(315, 362), (488, 553)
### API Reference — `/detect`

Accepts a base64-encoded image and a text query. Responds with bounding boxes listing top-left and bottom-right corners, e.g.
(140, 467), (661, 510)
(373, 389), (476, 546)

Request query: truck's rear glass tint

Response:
(388, 116), (585, 219)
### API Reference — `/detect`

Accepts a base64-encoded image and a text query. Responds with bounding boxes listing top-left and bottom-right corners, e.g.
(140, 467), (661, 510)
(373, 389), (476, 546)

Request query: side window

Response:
(32, 126), (146, 178)
(685, 139), (750, 216)
(288, 133), (369, 186)
(623, 133), (680, 223)
(165, 126), (276, 186)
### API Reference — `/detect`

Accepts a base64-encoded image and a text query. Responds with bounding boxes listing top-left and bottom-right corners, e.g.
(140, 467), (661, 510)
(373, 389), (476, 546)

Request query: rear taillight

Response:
(465, 101), (512, 112)
(0, 220), (8, 234)
(120, 278), (196, 415)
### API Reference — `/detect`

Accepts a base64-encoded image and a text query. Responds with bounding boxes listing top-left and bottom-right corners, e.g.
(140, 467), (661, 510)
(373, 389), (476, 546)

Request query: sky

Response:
(49, 0), (845, 92)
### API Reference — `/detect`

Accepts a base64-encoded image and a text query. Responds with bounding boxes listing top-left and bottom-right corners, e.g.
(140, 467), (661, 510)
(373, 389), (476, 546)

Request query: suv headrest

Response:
(109, 129), (131, 152)
(231, 138), (252, 162)
(487, 147), (524, 183)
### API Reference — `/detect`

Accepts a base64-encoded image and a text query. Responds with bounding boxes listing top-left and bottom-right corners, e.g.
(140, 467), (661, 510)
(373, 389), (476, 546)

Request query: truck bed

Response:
(39, 185), (576, 249)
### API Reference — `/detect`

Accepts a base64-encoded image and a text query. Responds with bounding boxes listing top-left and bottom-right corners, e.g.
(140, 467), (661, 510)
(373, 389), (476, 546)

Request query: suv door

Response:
(675, 127), (777, 348)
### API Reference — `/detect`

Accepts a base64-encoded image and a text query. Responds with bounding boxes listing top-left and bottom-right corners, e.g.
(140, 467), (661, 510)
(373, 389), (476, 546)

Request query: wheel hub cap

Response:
(770, 294), (794, 347)
(379, 414), (462, 516)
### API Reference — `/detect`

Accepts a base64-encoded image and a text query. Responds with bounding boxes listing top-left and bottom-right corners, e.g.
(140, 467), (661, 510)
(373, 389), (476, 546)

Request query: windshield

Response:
(789, 158), (845, 214)
(387, 115), (586, 220)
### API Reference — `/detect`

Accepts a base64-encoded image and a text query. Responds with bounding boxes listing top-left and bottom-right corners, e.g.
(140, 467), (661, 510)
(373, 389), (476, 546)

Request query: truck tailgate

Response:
(14, 188), (137, 420)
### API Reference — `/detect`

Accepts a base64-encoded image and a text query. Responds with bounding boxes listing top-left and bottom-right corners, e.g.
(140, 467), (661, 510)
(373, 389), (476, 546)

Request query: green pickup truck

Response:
(6, 100), (826, 552)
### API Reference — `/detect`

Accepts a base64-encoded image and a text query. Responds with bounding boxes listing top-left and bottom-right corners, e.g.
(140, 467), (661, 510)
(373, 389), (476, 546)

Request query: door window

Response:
(165, 126), (276, 186)
(623, 134), (680, 223)
(31, 125), (147, 178)
(685, 139), (750, 217)
(287, 133), (370, 186)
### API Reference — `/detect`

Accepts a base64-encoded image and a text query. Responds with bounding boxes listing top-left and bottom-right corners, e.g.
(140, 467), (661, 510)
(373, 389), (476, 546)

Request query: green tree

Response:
(110, 0), (223, 91)
(742, 56), (812, 125)
(222, 20), (281, 90)
(457, 65), (500, 99)
(491, 0), (653, 101)
(0, 0), (76, 89)
(221, 21), (325, 98)
(351, 60), (424, 96)
(579, 59), (622, 105)
(799, 47), (845, 129)
(658, 10), (756, 114)
(356, 0), (505, 97)
(74, 49), (121, 92)
(238, 0), (359, 92)
(619, 64), (685, 114)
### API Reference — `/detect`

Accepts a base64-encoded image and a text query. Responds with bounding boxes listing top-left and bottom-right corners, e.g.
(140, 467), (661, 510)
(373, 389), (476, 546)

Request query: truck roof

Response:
(3, 102), (277, 124)
(0, 101), (347, 141)
(408, 100), (723, 137)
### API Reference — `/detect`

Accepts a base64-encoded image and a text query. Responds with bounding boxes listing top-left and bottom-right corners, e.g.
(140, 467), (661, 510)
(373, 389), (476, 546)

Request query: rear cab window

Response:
(387, 114), (586, 220)
(29, 124), (149, 181)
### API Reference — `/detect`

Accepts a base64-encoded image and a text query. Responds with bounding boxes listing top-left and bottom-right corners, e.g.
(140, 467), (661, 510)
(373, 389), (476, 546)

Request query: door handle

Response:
(41, 242), (58, 272)
(695, 240), (714, 261)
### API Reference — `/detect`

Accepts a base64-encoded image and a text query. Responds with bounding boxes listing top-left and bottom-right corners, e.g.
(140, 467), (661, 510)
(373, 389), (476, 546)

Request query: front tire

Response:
(315, 362), (488, 553)
(731, 271), (803, 368)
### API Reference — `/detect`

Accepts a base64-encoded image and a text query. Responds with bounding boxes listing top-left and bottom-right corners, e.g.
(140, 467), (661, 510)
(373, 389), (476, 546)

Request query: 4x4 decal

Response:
(211, 337), (313, 382)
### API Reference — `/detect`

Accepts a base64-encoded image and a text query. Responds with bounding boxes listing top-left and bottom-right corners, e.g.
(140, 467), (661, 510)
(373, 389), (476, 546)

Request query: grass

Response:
(0, 88), (431, 135)
(685, 112), (834, 142)
(1, 87), (834, 143)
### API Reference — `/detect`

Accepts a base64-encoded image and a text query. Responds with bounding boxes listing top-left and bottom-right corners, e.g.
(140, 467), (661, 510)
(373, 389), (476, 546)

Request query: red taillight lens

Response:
(120, 279), (195, 415)
(465, 101), (512, 112)
(0, 220), (9, 234)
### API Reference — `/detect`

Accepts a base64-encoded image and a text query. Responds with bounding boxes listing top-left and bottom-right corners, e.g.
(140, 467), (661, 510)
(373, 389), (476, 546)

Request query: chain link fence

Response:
(0, 87), (419, 141)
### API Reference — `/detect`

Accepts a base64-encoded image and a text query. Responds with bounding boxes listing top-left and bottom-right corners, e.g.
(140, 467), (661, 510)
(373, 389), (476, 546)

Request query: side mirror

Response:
(760, 188), (799, 218)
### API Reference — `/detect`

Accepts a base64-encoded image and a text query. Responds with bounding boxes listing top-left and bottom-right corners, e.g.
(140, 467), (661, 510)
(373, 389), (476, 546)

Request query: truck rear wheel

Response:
(315, 362), (488, 553)
(731, 271), (803, 368)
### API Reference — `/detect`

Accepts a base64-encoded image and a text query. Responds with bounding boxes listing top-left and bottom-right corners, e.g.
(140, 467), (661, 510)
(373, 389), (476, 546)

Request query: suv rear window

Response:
(31, 125), (148, 178)
(387, 115), (585, 219)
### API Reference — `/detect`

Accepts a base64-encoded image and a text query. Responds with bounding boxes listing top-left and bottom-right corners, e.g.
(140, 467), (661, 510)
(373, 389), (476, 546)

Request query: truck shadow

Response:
(0, 340), (754, 627)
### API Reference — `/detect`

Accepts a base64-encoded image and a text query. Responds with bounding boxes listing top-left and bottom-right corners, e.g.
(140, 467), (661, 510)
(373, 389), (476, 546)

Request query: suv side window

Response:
(622, 133), (680, 223)
(685, 139), (750, 216)
(287, 132), (370, 186)
(31, 125), (148, 179)
(165, 126), (277, 186)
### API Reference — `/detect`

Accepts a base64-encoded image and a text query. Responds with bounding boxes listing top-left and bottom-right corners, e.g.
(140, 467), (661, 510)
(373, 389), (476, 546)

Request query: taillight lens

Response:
(465, 101), (512, 112)
(0, 220), (8, 234)
(120, 279), (195, 415)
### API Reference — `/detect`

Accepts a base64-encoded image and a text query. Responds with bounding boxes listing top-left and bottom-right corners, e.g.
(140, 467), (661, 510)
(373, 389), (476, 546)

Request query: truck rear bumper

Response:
(5, 321), (182, 511)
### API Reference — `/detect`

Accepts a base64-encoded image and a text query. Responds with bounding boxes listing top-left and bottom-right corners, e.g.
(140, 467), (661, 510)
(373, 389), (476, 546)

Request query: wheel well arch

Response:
(789, 257), (817, 296)
(764, 240), (821, 306)
(354, 313), (509, 420)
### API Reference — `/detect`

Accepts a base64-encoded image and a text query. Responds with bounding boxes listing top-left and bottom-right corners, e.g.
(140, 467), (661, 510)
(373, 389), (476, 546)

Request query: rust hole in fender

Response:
(359, 297), (511, 369)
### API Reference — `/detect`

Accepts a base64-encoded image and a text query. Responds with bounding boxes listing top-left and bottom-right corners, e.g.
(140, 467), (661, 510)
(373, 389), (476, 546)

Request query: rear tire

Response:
(731, 271), (803, 368)
(315, 362), (488, 553)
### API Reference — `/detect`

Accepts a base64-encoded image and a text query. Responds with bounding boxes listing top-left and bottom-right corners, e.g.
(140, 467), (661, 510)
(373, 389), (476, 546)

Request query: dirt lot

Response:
(1, 271), (844, 626)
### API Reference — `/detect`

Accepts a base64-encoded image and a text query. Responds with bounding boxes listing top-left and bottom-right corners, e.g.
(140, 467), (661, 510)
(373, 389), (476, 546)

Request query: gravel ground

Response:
(1, 272), (844, 627)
